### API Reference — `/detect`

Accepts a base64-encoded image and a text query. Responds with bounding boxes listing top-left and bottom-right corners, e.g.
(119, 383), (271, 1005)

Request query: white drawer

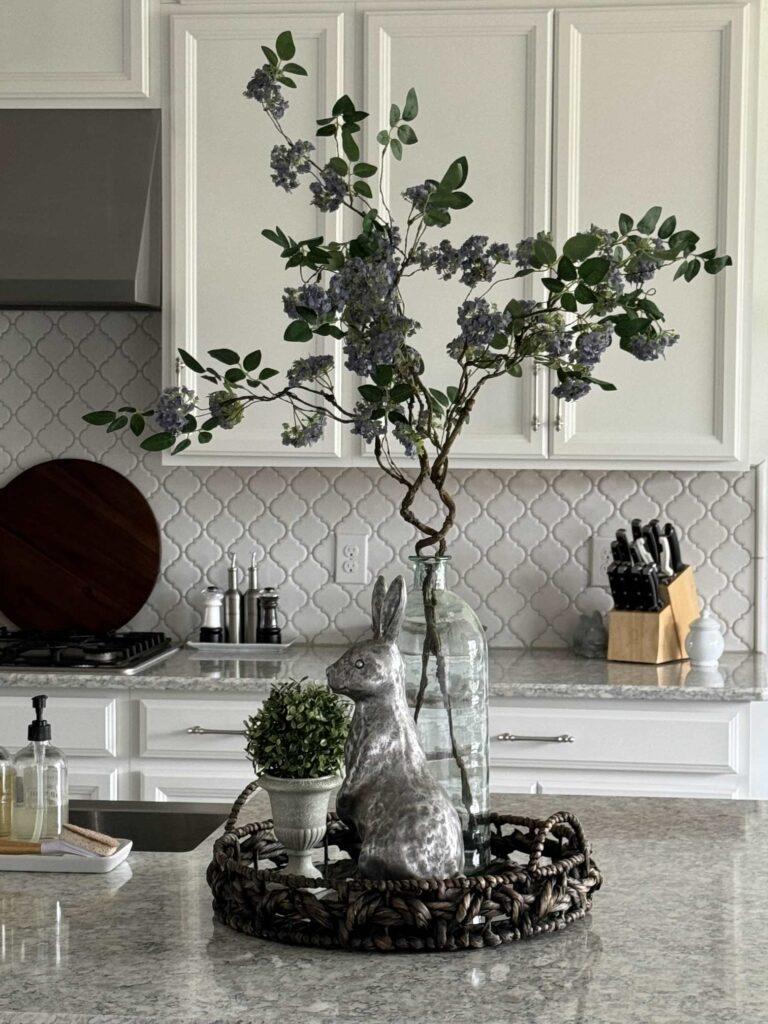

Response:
(138, 697), (256, 759)
(140, 768), (254, 804)
(0, 695), (118, 757)
(489, 701), (743, 775)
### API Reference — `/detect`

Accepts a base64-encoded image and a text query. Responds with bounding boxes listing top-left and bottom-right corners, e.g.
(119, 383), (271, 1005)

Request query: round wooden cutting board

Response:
(0, 459), (161, 632)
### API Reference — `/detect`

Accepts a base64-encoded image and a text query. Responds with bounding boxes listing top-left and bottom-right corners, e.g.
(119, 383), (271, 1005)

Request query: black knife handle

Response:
(642, 525), (660, 566)
(615, 529), (633, 563)
(630, 518), (643, 541)
(663, 523), (686, 574)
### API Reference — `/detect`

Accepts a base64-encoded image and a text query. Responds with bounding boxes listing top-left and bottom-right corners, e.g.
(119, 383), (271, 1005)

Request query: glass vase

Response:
(398, 555), (490, 870)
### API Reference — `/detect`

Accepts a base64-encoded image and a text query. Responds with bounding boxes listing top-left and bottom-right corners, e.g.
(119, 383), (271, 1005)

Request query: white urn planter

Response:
(259, 773), (341, 878)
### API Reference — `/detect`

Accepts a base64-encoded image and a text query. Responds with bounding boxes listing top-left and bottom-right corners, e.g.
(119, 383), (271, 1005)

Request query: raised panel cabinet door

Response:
(140, 768), (253, 804)
(363, 9), (552, 463)
(0, 0), (149, 100)
(170, 11), (345, 465)
(550, 3), (754, 464)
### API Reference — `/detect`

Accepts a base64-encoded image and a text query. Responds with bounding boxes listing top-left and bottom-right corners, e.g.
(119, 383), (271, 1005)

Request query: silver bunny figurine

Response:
(327, 575), (464, 880)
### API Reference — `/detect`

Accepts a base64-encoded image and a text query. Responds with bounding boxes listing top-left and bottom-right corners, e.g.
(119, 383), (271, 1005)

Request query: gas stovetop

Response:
(0, 629), (178, 674)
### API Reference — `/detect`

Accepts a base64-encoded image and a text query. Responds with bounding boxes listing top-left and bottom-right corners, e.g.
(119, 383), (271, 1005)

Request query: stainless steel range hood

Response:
(0, 109), (161, 310)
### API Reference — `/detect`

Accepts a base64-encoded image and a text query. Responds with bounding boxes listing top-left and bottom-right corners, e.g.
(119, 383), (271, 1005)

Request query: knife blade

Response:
(663, 524), (686, 574)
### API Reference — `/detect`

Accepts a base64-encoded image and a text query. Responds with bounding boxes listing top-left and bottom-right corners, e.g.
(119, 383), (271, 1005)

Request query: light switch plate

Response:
(590, 533), (614, 587)
(335, 531), (369, 584)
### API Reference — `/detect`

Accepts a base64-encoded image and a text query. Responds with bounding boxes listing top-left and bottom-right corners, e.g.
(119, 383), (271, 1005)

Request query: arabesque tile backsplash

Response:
(0, 310), (757, 649)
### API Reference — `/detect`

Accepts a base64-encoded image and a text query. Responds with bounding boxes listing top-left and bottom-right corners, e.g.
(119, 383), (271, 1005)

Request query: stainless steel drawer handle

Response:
(496, 733), (574, 744)
(187, 726), (246, 736)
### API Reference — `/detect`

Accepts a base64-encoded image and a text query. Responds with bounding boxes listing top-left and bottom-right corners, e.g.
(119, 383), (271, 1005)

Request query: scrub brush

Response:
(0, 822), (120, 858)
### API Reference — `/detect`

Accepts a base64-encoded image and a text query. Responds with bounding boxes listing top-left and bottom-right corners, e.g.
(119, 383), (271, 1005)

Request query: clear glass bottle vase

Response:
(398, 555), (490, 870)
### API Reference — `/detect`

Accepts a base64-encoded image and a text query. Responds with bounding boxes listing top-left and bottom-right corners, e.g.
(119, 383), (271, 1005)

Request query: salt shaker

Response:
(684, 610), (724, 668)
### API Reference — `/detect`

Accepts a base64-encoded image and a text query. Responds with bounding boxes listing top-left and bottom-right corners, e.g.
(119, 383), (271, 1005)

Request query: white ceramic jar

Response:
(685, 610), (725, 668)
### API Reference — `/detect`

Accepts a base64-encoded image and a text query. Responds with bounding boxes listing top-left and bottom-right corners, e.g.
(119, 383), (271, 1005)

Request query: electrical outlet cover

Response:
(335, 530), (369, 584)
(590, 534), (614, 587)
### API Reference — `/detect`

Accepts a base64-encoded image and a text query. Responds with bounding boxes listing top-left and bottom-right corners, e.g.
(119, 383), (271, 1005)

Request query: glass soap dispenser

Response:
(0, 744), (13, 837)
(12, 695), (68, 841)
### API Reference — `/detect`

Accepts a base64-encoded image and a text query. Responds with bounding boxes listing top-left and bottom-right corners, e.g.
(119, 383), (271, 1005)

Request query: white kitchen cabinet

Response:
(140, 767), (252, 804)
(164, 0), (755, 470)
(138, 696), (249, 759)
(549, 3), (754, 464)
(0, 0), (149, 101)
(69, 767), (122, 801)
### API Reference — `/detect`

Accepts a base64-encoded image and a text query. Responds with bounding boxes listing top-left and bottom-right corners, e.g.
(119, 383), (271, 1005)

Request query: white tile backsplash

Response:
(0, 310), (757, 649)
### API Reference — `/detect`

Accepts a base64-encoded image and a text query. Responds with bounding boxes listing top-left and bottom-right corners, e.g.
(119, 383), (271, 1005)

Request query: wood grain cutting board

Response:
(0, 459), (161, 632)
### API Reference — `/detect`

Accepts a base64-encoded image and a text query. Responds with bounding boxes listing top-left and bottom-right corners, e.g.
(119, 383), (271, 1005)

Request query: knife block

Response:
(607, 567), (700, 664)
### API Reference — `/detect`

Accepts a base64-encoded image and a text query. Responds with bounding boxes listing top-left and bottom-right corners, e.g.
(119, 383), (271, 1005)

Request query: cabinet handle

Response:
(496, 733), (574, 744)
(554, 398), (563, 432)
(186, 725), (246, 736)
(531, 364), (540, 431)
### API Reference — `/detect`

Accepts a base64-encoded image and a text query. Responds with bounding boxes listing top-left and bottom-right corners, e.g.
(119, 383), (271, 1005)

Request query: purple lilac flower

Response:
(209, 390), (245, 430)
(488, 242), (511, 262)
(514, 236), (536, 269)
(589, 224), (618, 252)
(624, 329), (679, 362)
(281, 411), (326, 447)
(153, 386), (196, 434)
(447, 298), (509, 360)
(309, 166), (348, 213)
(527, 311), (571, 358)
(403, 181), (437, 212)
(416, 239), (460, 278)
(552, 378), (591, 402)
(282, 282), (338, 321)
(270, 140), (314, 192)
(243, 66), (288, 120)
(572, 328), (612, 367)
(350, 401), (384, 443)
(287, 354), (335, 386)
(393, 419), (422, 458)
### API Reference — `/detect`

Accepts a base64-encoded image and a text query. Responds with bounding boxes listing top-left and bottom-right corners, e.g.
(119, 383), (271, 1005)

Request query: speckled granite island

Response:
(0, 792), (765, 1024)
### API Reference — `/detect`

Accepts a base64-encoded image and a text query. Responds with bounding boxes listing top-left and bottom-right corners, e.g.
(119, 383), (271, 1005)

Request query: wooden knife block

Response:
(607, 567), (700, 664)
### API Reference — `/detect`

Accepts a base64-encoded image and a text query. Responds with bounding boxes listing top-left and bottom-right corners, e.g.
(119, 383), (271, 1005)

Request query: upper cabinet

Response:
(550, 4), (754, 465)
(0, 0), (149, 102)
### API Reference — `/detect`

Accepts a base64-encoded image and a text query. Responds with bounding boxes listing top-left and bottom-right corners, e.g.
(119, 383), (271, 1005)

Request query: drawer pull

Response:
(186, 726), (246, 736)
(496, 733), (574, 744)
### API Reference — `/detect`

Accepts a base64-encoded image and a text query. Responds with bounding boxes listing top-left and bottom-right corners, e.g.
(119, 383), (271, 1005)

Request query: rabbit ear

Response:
(380, 575), (406, 642)
(371, 575), (386, 639)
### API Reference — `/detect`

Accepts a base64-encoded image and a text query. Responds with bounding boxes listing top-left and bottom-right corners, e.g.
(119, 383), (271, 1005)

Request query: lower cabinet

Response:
(139, 767), (253, 804)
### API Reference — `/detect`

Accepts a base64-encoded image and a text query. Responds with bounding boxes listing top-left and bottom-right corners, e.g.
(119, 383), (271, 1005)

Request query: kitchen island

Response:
(0, 792), (765, 1024)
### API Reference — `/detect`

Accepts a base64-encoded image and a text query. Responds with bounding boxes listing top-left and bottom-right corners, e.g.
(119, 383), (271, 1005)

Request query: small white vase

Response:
(259, 773), (340, 878)
(684, 610), (725, 668)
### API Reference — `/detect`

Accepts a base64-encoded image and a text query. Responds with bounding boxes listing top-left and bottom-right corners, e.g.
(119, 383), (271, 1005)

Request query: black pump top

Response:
(28, 694), (51, 742)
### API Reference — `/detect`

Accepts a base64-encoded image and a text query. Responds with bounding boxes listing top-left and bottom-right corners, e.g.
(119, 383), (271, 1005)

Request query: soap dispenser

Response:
(12, 695), (68, 841)
(0, 744), (13, 838)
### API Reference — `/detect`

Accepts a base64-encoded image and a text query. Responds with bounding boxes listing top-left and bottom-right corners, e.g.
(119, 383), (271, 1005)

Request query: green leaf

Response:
(200, 417), (218, 431)
(560, 292), (578, 313)
(354, 162), (377, 178)
(198, 431), (213, 444)
(490, 333), (508, 350)
(275, 31), (296, 60)
(117, 406), (136, 413)
(504, 299), (525, 318)
(587, 376), (617, 392)
(342, 128), (360, 162)
(390, 382), (413, 403)
(543, 278), (564, 294)
(429, 388), (449, 406)
(684, 259), (700, 282)
(389, 103), (401, 127)
(359, 384), (383, 402)
(618, 213), (634, 234)
(141, 432), (176, 452)
(83, 411), (115, 426)
(260, 367), (279, 380)
(208, 348), (240, 365)
(331, 94), (354, 117)
(658, 215), (677, 240)
(446, 386), (459, 402)
(130, 413), (145, 437)
(668, 229), (700, 254)
(614, 316), (652, 338)
(403, 87), (418, 121)
(277, 76), (296, 89)
(557, 256), (577, 281)
(674, 261), (689, 281)
(563, 233), (599, 262)
(507, 363), (523, 377)
(178, 348), (205, 374)
(284, 320), (313, 342)
(261, 46), (278, 67)
(579, 256), (611, 285)
(389, 138), (403, 161)
(704, 255), (733, 274)
(574, 282), (598, 305)
(243, 350), (262, 372)
(376, 129), (390, 146)
(637, 206), (662, 234)
(397, 124), (417, 145)
(534, 238), (557, 265)
(328, 156), (348, 175)
(284, 62), (307, 76)
(440, 156), (468, 191)
(106, 415), (127, 433)
(353, 180), (372, 199)
(225, 367), (246, 383)
(374, 365), (394, 387)
(316, 124), (337, 138)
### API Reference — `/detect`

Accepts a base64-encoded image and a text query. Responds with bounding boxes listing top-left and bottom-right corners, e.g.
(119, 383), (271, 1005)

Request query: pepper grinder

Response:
(256, 587), (282, 644)
(223, 553), (242, 644)
(243, 553), (259, 643)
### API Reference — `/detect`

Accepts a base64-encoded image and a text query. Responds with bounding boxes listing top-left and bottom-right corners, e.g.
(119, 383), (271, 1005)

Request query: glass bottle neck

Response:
(410, 556), (448, 591)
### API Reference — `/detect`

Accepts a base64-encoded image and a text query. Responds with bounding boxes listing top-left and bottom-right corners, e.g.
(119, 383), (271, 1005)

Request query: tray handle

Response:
(224, 778), (263, 834)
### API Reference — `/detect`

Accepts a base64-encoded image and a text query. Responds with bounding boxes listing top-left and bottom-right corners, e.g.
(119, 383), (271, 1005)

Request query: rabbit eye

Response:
(354, 659), (365, 669)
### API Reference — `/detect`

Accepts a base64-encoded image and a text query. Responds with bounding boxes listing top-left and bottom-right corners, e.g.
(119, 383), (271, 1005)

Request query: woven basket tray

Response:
(207, 781), (603, 953)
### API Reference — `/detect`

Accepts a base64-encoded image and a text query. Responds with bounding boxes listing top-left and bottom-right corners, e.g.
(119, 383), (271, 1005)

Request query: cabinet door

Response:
(363, 9), (552, 463)
(170, 11), (345, 465)
(550, 4), (753, 464)
(140, 768), (252, 804)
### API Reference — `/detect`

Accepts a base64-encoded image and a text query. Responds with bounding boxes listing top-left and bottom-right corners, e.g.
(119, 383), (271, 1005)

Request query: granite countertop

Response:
(1, 791), (766, 1024)
(1, 644), (767, 702)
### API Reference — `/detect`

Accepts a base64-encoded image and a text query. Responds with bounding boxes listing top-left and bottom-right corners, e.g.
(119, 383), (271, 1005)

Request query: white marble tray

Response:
(0, 838), (132, 873)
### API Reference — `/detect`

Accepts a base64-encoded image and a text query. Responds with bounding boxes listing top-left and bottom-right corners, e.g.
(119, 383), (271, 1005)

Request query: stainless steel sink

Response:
(68, 800), (227, 852)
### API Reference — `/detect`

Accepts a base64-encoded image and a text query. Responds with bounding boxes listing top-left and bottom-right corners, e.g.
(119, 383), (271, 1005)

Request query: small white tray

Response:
(0, 838), (132, 873)
(185, 639), (296, 658)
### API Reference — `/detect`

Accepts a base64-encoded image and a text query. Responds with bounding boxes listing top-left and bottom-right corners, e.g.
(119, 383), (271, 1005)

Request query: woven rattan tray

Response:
(207, 781), (602, 953)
